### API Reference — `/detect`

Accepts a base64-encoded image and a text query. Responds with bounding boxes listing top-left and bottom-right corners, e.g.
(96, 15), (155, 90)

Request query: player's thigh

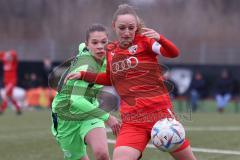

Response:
(113, 146), (141, 160)
(81, 119), (108, 153)
(113, 123), (150, 160)
(115, 123), (150, 151)
(5, 83), (14, 96)
(80, 155), (90, 160)
(85, 127), (109, 152)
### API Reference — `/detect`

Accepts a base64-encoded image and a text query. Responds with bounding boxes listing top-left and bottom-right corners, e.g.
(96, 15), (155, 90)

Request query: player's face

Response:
(5, 51), (13, 61)
(113, 14), (138, 48)
(87, 31), (108, 62)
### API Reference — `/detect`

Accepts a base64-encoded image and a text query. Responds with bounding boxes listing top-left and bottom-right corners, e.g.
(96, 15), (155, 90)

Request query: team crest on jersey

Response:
(111, 52), (115, 56)
(128, 45), (138, 54)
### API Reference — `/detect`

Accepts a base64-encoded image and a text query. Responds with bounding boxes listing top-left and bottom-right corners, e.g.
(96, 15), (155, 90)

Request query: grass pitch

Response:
(0, 109), (240, 160)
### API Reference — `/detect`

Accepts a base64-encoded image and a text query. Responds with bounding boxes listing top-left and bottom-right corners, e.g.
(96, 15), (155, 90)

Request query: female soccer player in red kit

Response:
(0, 50), (21, 115)
(66, 4), (197, 160)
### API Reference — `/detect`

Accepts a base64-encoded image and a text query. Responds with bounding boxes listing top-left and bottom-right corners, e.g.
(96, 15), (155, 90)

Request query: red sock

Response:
(0, 100), (8, 112)
(173, 139), (190, 153)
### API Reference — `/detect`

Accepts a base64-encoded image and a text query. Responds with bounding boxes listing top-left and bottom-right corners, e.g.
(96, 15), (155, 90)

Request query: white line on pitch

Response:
(107, 139), (240, 155)
(185, 126), (240, 131)
(191, 147), (240, 155)
(106, 126), (240, 132)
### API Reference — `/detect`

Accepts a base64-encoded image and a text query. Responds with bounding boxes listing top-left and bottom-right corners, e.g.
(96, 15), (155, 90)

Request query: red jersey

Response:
(82, 34), (179, 120)
(0, 50), (18, 85)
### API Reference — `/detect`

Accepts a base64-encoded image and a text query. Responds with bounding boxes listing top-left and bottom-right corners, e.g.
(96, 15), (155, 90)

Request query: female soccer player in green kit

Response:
(51, 24), (120, 160)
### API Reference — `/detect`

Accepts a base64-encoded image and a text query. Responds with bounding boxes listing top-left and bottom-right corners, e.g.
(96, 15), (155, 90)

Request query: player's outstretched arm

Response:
(64, 72), (82, 83)
(65, 71), (112, 86)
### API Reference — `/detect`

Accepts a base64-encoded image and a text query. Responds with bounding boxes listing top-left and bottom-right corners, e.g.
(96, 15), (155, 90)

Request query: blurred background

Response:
(0, 0), (239, 63)
(0, 0), (240, 160)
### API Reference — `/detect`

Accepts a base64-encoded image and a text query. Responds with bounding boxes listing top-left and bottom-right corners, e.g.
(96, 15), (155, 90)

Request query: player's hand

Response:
(105, 115), (121, 136)
(141, 27), (160, 41)
(64, 72), (82, 83)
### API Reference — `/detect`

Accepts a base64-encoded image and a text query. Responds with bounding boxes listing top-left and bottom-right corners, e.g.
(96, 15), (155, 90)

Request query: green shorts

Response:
(51, 113), (105, 160)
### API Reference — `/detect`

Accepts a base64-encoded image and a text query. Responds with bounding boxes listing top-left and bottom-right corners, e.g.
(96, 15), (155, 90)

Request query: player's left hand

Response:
(64, 72), (82, 83)
(105, 115), (121, 136)
(141, 27), (160, 41)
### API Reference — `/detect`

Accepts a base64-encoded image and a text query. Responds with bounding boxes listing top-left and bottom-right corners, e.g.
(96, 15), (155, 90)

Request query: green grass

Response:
(173, 99), (240, 113)
(0, 109), (240, 160)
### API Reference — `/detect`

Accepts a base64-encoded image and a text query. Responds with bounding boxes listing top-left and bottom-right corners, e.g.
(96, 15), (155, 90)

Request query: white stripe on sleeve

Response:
(152, 41), (161, 54)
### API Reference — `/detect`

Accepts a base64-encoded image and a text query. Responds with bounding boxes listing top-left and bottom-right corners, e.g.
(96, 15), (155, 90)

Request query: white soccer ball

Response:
(151, 118), (185, 152)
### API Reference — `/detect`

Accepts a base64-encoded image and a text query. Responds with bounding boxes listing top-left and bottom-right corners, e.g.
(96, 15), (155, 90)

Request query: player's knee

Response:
(93, 150), (109, 160)
(113, 156), (134, 160)
(113, 153), (138, 160)
(113, 157), (124, 160)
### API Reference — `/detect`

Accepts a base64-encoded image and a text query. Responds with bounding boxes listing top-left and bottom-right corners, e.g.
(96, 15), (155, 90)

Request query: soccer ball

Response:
(151, 118), (185, 152)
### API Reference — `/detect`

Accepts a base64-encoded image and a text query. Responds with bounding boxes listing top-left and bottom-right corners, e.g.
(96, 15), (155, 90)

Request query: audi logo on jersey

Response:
(111, 60), (169, 106)
(112, 56), (139, 74)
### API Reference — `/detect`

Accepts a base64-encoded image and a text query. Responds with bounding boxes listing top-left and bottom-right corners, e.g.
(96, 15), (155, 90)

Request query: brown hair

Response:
(86, 23), (108, 43)
(113, 4), (145, 33)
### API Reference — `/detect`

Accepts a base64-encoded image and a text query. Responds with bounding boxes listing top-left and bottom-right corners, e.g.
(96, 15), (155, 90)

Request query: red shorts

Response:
(115, 108), (189, 153)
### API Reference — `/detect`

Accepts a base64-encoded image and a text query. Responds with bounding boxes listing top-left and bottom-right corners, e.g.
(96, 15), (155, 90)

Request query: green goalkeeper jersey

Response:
(51, 43), (109, 121)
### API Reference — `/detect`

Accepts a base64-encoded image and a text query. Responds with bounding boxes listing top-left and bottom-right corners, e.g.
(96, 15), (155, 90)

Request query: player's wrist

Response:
(79, 71), (84, 79)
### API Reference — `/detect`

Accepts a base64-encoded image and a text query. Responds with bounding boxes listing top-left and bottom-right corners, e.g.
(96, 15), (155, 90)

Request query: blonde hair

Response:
(113, 4), (145, 33)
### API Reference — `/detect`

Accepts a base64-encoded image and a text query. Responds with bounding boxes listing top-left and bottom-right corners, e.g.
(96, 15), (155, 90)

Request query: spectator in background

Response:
(28, 72), (40, 88)
(164, 71), (179, 99)
(215, 69), (234, 113)
(189, 71), (207, 112)
(0, 50), (22, 115)
(21, 72), (40, 89)
(43, 57), (54, 87)
(232, 79), (240, 98)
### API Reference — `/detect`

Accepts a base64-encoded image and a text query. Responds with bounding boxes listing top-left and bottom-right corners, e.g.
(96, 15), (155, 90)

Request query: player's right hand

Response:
(105, 115), (121, 136)
(64, 72), (82, 83)
(141, 27), (160, 41)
